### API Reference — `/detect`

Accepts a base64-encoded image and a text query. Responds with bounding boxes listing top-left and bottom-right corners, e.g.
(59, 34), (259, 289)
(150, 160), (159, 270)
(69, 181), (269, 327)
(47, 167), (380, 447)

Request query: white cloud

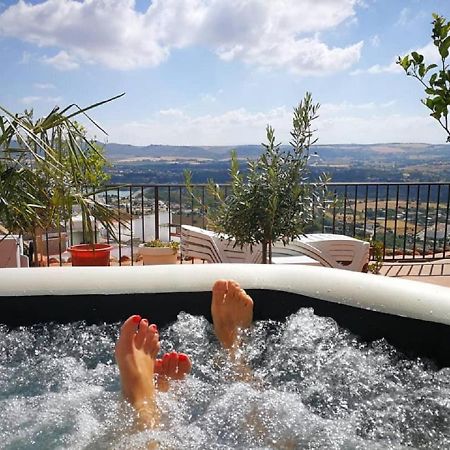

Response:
(350, 44), (437, 76)
(41, 50), (79, 71)
(319, 113), (445, 144)
(350, 37), (442, 77)
(370, 34), (380, 47)
(396, 7), (426, 27)
(415, 41), (440, 65)
(20, 51), (31, 64)
(0, 0), (363, 74)
(110, 106), (292, 146)
(200, 93), (217, 103)
(106, 101), (444, 146)
(20, 95), (62, 104)
(350, 60), (401, 75)
(33, 82), (56, 90)
(158, 108), (185, 118)
(397, 7), (412, 26)
(321, 100), (396, 113)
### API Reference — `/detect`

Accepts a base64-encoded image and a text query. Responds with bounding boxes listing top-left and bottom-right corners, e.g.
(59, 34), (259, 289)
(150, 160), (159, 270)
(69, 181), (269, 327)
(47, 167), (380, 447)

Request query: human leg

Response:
(211, 279), (255, 381)
(114, 315), (160, 429)
(211, 279), (253, 351)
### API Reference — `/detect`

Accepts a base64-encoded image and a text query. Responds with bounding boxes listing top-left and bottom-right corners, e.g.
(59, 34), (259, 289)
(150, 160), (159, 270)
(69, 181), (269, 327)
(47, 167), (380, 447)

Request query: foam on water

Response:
(0, 309), (449, 449)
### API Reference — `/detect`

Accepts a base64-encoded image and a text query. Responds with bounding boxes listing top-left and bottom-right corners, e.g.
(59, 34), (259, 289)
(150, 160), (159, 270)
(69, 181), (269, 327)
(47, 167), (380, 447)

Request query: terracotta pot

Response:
(137, 246), (178, 265)
(68, 244), (113, 266)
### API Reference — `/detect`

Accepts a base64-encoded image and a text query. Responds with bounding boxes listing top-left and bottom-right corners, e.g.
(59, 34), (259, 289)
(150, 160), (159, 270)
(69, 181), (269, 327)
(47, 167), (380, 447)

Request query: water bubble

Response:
(0, 311), (448, 448)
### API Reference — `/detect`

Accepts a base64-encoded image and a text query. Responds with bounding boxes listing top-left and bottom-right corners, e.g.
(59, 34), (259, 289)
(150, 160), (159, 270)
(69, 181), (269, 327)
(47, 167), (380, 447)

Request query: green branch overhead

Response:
(398, 13), (450, 141)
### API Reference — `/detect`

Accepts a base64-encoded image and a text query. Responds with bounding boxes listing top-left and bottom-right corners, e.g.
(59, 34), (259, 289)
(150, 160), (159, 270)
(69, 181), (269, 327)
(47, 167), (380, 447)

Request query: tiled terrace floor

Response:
(380, 259), (450, 288)
(39, 255), (450, 288)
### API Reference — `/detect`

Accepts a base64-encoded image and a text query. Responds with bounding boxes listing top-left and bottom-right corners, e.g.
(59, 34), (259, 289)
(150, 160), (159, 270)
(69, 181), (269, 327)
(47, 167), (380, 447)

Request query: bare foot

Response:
(211, 279), (254, 350)
(115, 315), (160, 428)
(154, 352), (192, 392)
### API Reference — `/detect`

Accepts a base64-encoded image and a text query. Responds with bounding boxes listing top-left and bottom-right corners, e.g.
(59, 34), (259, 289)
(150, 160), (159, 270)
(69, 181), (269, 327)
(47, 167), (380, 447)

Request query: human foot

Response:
(154, 352), (192, 392)
(115, 315), (160, 428)
(211, 279), (254, 350)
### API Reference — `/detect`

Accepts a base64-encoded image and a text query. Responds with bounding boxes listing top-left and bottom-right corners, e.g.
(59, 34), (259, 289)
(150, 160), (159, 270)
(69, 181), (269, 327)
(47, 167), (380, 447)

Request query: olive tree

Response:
(186, 92), (330, 263)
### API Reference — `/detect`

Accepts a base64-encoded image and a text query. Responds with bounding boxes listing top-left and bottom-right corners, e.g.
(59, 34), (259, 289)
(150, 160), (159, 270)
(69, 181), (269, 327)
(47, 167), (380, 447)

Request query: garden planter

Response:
(68, 244), (113, 266)
(137, 246), (178, 265)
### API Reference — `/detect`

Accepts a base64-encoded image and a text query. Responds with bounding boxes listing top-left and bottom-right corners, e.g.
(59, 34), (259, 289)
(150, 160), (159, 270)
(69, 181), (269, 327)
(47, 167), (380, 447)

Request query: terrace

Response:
(6, 180), (450, 288)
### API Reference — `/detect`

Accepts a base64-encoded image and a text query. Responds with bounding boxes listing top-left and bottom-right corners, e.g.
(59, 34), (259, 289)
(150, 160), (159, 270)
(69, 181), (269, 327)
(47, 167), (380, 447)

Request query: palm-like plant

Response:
(0, 94), (125, 265)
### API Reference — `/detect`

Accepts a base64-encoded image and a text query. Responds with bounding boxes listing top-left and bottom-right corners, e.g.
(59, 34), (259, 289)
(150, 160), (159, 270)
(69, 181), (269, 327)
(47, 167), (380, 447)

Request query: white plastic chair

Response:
(273, 234), (370, 272)
(181, 225), (261, 264)
(181, 225), (369, 271)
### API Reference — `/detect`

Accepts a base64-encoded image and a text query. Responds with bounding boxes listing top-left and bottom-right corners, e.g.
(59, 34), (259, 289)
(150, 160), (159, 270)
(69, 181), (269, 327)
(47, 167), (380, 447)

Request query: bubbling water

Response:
(0, 309), (449, 449)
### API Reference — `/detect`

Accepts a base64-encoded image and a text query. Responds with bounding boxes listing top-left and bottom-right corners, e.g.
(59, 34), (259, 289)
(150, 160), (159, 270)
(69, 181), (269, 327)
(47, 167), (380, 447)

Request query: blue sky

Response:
(1, 0), (450, 146)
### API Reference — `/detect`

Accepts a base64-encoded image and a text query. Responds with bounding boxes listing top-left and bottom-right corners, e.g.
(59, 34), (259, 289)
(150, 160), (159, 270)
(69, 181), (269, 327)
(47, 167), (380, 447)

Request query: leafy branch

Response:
(397, 13), (450, 141)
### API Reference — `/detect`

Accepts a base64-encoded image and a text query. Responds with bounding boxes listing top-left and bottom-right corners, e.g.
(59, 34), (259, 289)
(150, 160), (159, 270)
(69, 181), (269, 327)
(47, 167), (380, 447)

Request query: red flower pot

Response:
(68, 244), (113, 266)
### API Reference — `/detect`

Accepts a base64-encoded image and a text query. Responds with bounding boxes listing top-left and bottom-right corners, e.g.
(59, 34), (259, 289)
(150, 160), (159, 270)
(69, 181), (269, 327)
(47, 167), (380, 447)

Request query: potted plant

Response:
(137, 239), (180, 265)
(186, 92), (331, 263)
(0, 94), (126, 266)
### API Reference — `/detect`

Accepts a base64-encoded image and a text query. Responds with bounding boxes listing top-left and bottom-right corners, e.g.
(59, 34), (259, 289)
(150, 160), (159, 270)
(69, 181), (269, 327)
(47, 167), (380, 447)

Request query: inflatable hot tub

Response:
(0, 264), (449, 366)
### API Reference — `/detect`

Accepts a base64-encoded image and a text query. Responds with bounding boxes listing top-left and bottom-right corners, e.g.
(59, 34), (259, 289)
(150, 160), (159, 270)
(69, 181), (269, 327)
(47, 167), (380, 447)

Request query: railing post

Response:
(154, 186), (160, 241)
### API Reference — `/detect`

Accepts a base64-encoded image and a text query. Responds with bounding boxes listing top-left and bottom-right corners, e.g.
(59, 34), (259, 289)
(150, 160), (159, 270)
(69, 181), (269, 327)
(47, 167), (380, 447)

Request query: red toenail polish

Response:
(178, 354), (188, 361)
(132, 315), (141, 324)
(150, 324), (157, 332)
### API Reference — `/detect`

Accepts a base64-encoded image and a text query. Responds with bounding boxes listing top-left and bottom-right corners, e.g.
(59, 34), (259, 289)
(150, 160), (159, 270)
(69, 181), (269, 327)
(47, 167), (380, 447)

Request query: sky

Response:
(1, 0), (450, 147)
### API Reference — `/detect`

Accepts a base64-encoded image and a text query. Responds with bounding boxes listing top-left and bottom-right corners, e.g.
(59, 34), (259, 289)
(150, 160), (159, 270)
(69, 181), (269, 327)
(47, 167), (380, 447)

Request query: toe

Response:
(212, 280), (229, 314)
(134, 318), (148, 349)
(212, 279), (228, 298)
(144, 324), (160, 358)
(167, 352), (178, 377)
(177, 353), (192, 378)
(161, 352), (170, 373)
(227, 280), (241, 301)
(116, 315), (141, 351)
(239, 289), (252, 306)
(154, 358), (163, 375)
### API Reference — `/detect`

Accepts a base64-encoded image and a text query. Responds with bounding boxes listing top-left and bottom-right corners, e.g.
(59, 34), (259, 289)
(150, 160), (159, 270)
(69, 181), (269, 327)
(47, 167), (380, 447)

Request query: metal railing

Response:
(35, 182), (450, 266)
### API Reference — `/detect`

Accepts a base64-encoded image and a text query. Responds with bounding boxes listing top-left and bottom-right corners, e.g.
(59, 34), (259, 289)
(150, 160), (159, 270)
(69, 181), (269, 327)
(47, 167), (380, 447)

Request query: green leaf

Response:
(418, 63), (426, 78)
(439, 36), (450, 59)
(411, 52), (423, 63)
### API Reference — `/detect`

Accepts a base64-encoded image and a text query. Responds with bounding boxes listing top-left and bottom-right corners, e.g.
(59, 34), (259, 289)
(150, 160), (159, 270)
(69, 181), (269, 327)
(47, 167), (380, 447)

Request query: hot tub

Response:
(1, 264), (449, 366)
(1, 264), (449, 448)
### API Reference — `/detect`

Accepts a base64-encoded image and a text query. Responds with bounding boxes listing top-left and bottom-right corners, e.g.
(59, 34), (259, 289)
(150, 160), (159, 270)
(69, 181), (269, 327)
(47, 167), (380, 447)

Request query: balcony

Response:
(3, 181), (450, 286)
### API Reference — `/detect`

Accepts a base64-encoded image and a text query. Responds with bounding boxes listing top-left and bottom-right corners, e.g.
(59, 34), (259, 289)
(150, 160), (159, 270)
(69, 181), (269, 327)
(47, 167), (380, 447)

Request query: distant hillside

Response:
(103, 143), (262, 161)
(103, 142), (450, 164)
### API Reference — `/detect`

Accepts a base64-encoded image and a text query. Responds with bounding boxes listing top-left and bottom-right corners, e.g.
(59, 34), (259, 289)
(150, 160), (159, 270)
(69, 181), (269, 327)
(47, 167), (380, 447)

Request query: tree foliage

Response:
(398, 13), (450, 141)
(186, 92), (331, 263)
(0, 94), (124, 244)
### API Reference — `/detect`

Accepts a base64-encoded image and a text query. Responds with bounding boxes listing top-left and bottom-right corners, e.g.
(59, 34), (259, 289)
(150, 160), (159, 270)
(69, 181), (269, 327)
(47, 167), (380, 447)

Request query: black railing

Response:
(36, 182), (450, 266)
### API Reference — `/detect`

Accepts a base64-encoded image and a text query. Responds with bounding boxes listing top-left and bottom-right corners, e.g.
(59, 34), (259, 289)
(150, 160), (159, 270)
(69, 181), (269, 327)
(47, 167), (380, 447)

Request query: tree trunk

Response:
(33, 228), (43, 267)
(262, 240), (268, 264)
